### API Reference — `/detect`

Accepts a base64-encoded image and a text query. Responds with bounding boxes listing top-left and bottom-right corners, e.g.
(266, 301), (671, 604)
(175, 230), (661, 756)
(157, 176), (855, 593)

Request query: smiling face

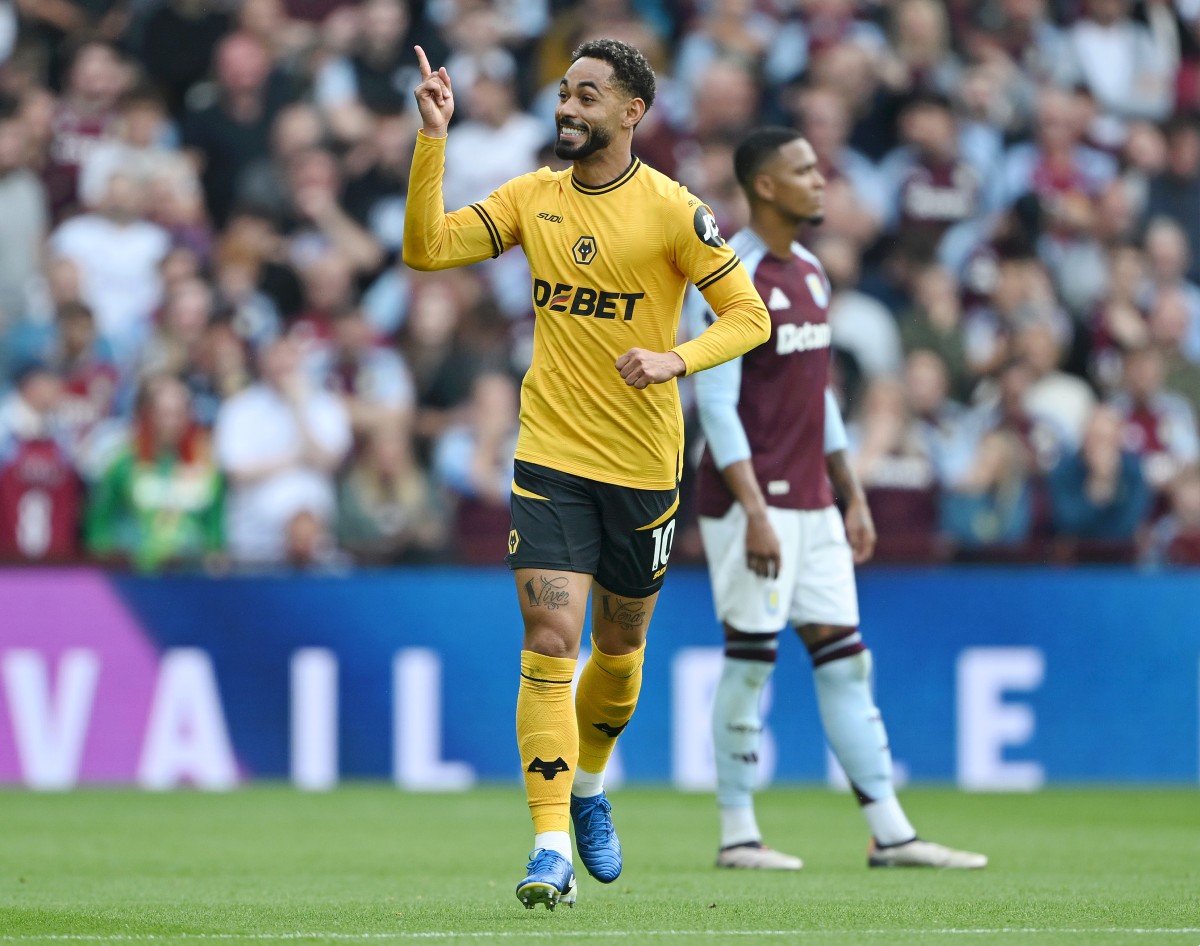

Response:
(554, 57), (632, 161)
(754, 138), (825, 226)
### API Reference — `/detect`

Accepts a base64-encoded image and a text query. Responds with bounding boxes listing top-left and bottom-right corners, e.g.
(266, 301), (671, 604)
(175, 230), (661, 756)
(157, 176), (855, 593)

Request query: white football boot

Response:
(868, 838), (988, 869)
(716, 842), (803, 870)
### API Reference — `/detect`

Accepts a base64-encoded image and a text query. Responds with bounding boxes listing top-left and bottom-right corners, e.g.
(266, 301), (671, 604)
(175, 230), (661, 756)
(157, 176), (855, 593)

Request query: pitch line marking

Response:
(2, 931), (1199, 941)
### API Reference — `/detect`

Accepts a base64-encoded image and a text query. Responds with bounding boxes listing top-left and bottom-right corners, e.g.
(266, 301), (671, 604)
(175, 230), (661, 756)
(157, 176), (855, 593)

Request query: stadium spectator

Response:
(219, 206), (304, 329)
(43, 39), (126, 221)
(340, 105), (412, 258)
(878, 92), (984, 251)
(1088, 241), (1151, 391)
(1049, 403), (1150, 558)
(1019, 322), (1096, 448)
(238, 0), (322, 81)
(535, 0), (665, 93)
(185, 321), (253, 429)
(282, 147), (384, 276)
(963, 0), (1073, 106)
(181, 31), (295, 228)
(0, 361), (81, 563)
(431, 369), (518, 564)
(940, 426), (1034, 555)
(671, 0), (777, 95)
(668, 59), (761, 228)
(1143, 464), (1200, 565)
(850, 375), (941, 562)
(306, 305), (414, 444)
(49, 168), (172, 371)
(235, 102), (327, 226)
(805, 40), (897, 163)
(899, 264), (972, 400)
(1110, 344), (1200, 499)
(0, 94), (47, 331)
(131, 0), (233, 118)
(137, 276), (216, 383)
(290, 249), (357, 346)
(872, 0), (963, 140)
(975, 355), (1069, 541)
(988, 85), (1117, 214)
(45, 301), (120, 450)
(78, 85), (188, 212)
(398, 271), (493, 453)
(85, 375), (225, 572)
(214, 335), (352, 567)
(1149, 286), (1200, 412)
(338, 422), (446, 563)
(313, 0), (420, 138)
(902, 346), (978, 493)
(1140, 216), (1200, 363)
(814, 233), (903, 380)
(1061, 0), (1175, 149)
(5, 257), (85, 376)
(1142, 115), (1200, 284)
(211, 234), (283, 350)
(963, 251), (1069, 387)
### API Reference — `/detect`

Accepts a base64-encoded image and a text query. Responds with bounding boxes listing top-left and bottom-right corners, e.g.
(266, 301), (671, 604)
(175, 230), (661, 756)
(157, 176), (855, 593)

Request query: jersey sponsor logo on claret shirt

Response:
(532, 278), (645, 321)
(775, 321), (832, 355)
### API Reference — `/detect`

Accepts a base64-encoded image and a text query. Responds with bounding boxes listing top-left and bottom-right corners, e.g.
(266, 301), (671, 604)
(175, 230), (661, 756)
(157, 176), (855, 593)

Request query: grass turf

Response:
(0, 786), (1197, 945)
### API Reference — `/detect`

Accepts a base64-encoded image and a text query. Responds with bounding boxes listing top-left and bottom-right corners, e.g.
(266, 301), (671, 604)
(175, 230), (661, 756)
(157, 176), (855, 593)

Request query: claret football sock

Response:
(574, 637), (644, 786)
(517, 650), (578, 834)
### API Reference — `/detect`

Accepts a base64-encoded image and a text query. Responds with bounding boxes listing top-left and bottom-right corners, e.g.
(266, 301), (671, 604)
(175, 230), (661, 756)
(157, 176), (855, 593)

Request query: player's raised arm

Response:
(412, 45), (454, 137)
(402, 46), (517, 272)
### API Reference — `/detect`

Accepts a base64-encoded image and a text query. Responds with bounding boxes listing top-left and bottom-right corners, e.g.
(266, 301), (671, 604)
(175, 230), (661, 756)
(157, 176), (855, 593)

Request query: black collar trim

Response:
(571, 157), (641, 195)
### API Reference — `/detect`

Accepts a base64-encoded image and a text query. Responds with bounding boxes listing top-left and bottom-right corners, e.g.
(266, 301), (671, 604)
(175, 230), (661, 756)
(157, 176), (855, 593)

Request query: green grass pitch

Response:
(0, 785), (1197, 945)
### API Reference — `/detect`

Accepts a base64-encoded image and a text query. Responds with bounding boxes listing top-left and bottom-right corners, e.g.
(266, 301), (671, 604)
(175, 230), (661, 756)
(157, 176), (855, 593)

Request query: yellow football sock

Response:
(575, 637), (645, 776)
(516, 650), (578, 834)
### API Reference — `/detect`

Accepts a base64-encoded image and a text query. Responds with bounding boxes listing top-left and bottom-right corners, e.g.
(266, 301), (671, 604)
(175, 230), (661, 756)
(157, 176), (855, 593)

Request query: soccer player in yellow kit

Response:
(405, 39), (771, 909)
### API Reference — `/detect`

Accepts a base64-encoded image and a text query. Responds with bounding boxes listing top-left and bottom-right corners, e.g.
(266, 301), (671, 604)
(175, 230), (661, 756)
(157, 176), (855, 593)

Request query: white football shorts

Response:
(698, 504), (859, 632)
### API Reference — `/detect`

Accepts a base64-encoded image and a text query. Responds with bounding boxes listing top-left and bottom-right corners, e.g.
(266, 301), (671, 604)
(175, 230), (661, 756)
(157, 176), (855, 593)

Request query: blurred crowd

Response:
(1, 0), (1199, 571)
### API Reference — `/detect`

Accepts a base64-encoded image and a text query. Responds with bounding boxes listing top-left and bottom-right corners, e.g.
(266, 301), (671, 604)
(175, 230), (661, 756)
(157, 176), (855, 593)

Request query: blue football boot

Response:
(515, 848), (577, 910)
(570, 791), (622, 883)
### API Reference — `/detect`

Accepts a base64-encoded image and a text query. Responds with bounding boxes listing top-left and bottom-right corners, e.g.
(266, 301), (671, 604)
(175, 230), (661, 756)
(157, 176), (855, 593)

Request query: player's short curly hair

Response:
(571, 39), (656, 111)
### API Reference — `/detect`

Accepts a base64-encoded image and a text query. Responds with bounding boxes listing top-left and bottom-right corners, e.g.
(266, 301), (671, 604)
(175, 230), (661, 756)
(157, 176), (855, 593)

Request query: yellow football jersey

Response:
(405, 133), (769, 490)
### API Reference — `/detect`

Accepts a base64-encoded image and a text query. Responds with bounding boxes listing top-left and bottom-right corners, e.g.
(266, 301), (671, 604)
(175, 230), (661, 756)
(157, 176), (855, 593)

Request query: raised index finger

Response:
(414, 45), (432, 80)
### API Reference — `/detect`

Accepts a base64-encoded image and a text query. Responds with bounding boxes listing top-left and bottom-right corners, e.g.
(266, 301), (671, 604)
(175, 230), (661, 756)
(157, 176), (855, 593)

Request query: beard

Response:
(555, 121), (612, 160)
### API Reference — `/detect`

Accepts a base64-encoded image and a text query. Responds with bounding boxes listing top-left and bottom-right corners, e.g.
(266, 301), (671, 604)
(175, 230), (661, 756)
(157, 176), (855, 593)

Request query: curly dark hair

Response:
(571, 39), (656, 111)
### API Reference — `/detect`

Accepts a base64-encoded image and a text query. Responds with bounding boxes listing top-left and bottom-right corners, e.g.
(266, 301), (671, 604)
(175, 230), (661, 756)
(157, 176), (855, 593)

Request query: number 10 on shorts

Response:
(651, 521), (675, 575)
